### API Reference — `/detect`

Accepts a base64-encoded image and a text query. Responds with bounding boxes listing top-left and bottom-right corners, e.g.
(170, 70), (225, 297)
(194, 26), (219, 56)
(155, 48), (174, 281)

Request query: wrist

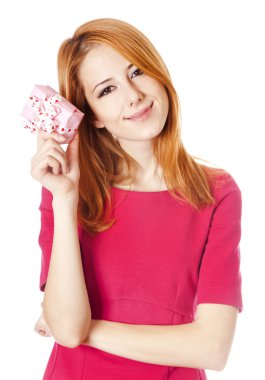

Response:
(52, 192), (79, 210)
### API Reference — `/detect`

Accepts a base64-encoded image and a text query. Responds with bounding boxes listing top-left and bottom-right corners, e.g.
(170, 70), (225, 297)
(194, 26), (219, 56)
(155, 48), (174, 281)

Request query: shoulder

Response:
(204, 167), (242, 222)
(212, 171), (241, 201)
(198, 164), (242, 218)
(200, 164), (241, 202)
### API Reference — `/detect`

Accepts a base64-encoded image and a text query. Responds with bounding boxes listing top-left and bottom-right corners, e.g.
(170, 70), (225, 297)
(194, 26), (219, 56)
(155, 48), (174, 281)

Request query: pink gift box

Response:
(21, 84), (85, 144)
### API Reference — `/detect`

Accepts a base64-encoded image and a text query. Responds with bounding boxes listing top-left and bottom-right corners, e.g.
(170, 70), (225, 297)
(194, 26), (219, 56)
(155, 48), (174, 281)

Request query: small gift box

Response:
(21, 84), (85, 144)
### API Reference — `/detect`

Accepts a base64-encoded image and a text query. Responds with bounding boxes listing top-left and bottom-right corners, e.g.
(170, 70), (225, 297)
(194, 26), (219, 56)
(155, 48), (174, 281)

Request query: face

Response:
(78, 44), (169, 144)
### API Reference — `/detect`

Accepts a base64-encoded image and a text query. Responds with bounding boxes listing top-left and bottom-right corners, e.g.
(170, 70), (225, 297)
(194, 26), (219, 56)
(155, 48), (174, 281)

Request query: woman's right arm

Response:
(44, 193), (91, 348)
(31, 130), (91, 348)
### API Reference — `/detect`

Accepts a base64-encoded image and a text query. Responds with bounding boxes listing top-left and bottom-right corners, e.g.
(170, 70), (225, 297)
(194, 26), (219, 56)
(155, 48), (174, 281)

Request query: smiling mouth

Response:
(125, 102), (153, 121)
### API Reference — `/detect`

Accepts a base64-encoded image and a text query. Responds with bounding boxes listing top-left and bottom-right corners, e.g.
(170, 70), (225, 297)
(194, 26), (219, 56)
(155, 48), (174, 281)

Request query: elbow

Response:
(53, 324), (91, 349)
(208, 343), (229, 372)
(214, 349), (229, 372)
(56, 336), (82, 349)
(48, 318), (92, 349)
(211, 357), (227, 372)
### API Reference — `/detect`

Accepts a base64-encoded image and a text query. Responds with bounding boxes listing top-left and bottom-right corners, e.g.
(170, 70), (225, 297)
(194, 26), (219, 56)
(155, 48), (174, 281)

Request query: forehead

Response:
(79, 44), (130, 81)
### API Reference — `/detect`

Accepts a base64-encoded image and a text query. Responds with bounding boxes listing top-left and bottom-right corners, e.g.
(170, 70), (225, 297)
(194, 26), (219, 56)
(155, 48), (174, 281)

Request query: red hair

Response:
(57, 18), (226, 235)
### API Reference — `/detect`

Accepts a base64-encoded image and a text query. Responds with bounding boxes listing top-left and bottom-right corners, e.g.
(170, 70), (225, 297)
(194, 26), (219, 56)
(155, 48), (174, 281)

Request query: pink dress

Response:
(38, 172), (243, 379)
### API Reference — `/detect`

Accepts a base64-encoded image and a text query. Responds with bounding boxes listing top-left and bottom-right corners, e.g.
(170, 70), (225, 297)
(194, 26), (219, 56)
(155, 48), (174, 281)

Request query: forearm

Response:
(84, 319), (222, 371)
(43, 195), (91, 347)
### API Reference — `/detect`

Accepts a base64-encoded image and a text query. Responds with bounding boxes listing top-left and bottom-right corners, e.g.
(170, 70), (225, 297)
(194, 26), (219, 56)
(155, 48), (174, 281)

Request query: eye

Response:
(98, 86), (115, 98)
(97, 68), (143, 98)
(131, 68), (144, 79)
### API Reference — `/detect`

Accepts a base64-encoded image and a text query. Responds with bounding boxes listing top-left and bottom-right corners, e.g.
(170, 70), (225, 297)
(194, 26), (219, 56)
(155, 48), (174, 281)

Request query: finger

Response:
(36, 327), (51, 337)
(38, 137), (68, 159)
(34, 319), (52, 336)
(31, 154), (60, 178)
(39, 329), (51, 337)
(46, 156), (62, 175)
(38, 148), (68, 175)
(66, 131), (79, 171)
(37, 129), (66, 150)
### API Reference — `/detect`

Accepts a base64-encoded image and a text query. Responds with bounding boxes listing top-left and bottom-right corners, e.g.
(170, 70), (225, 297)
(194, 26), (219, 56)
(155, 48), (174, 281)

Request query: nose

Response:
(126, 81), (143, 106)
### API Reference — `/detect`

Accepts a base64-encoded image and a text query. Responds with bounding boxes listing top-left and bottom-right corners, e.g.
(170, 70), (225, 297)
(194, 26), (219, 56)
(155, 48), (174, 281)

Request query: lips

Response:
(125, 102), (153, 120)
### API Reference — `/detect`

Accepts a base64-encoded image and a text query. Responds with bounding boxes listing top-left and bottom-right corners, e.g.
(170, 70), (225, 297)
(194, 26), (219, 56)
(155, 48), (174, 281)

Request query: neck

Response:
(117, 138), (166, 191)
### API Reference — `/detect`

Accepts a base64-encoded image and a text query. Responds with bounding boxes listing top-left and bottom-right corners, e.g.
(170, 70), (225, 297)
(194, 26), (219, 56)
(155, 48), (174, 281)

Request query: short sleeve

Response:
(38, 186), (54, 292)
(196, 174), (243, 312)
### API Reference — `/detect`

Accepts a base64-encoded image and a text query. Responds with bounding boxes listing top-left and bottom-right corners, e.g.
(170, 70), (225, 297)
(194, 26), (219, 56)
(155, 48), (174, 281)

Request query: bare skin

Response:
(33, 45), (240, 369)
(78, 44), (169, 192)
(31, 130), (91, 347)
(34, 302), (52, 337)
(33, 44), (170, 340)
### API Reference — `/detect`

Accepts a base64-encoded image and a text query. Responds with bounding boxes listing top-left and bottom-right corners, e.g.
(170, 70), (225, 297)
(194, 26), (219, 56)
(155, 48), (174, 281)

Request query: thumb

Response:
(66, 131), (79, 170)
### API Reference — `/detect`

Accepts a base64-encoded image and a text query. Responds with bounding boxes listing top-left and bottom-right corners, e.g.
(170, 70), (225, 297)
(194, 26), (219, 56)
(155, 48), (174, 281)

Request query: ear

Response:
(93, 119), (105, 129)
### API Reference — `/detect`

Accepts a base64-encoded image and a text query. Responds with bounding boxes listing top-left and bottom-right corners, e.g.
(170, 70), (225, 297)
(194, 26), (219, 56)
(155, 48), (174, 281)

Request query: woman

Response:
(32, 18), (243, 380)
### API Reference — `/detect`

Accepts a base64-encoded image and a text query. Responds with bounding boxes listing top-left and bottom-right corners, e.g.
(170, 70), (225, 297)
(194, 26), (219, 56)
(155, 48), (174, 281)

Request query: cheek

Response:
(95, 100), (124, 127)
(101, 100), (122, 121)
(143, 78), (166, 100)
(141, 77), (158, 93)
(89, 99), (117, 122)
(156, 82), (169, 106)
(162, 88), (169, 111)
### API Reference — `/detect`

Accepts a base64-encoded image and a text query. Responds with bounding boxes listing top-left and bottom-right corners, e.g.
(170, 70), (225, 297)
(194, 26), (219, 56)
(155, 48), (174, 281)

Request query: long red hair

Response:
(57, 18), (226, 235)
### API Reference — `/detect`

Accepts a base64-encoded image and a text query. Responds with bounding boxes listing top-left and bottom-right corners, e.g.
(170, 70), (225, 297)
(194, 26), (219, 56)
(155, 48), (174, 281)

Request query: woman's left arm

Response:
(82, 303), (238, 371)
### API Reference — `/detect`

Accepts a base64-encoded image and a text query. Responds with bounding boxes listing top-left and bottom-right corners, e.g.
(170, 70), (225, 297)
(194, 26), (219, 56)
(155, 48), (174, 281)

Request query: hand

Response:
(34, 309), (52, 338)
(30, 130), (80, 199)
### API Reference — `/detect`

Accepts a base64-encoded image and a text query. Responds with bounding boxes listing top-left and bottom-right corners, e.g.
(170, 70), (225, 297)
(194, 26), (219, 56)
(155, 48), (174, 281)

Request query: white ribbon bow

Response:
(23, 94), (62, 134)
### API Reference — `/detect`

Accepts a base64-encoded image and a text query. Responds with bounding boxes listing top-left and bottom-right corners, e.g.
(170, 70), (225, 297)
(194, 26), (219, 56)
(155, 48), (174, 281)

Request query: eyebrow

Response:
(92, 63), (134, 93)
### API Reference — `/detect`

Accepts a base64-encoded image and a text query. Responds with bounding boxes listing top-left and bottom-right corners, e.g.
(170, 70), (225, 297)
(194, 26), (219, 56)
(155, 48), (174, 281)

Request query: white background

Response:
(0, 0), (264, 379)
